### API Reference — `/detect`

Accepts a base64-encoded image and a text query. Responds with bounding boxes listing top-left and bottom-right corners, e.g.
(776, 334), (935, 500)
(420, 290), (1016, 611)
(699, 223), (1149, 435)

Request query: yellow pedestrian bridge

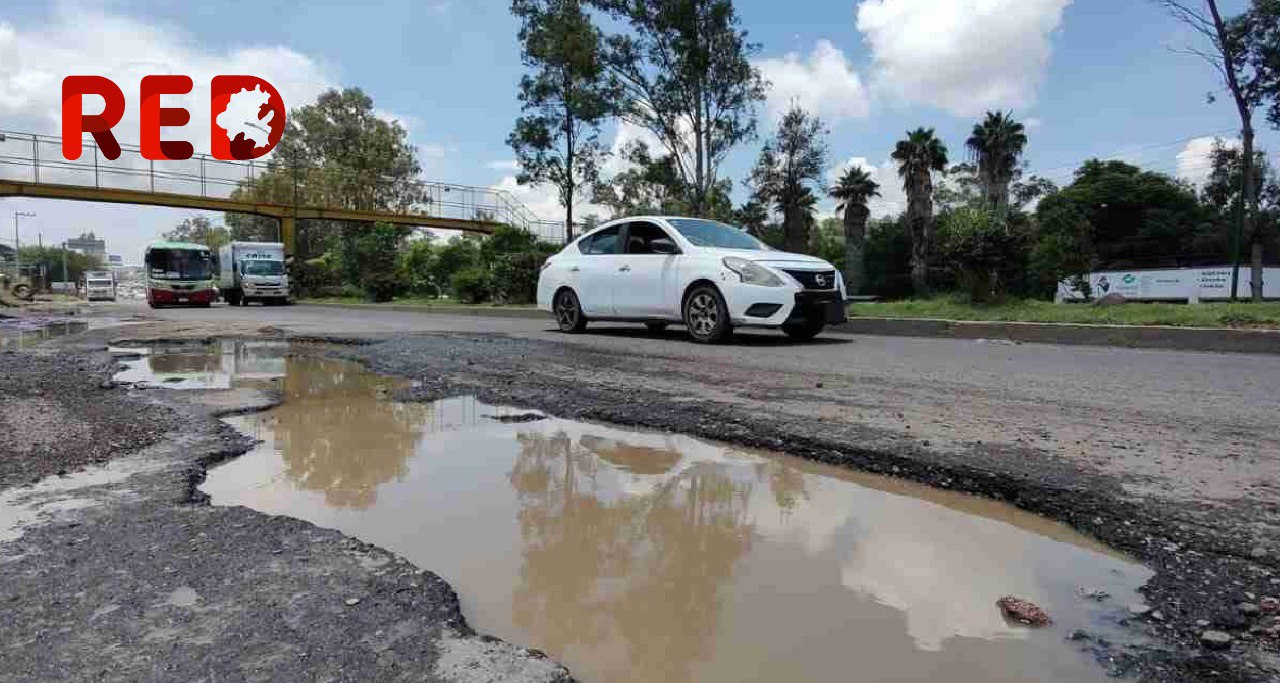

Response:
(0, 130), (566, 254)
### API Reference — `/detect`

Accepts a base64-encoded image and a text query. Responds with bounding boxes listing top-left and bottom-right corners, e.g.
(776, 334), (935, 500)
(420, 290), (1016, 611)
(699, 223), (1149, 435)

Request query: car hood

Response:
(699, 247), (835, 270)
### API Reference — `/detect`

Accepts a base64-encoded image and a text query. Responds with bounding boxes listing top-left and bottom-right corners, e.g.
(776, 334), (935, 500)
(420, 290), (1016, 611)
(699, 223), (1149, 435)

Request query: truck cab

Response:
(84, 270), (117, 302)
(219, 242), (290, 306)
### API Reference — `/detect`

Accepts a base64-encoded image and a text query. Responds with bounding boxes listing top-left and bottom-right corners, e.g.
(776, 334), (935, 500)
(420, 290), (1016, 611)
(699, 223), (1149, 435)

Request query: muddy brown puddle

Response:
(127, 342), (1155, 682)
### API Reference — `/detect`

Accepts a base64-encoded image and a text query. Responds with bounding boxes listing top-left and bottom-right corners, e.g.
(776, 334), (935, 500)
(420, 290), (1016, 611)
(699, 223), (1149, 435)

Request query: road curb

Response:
(835, 317), (1280, 354)
(298, 302), (548, 320)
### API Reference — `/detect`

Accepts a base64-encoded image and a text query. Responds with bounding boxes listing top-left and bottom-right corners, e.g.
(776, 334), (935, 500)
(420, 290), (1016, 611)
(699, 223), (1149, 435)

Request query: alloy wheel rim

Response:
(687, 293), (719, 337)
(556, 293), (577, 328)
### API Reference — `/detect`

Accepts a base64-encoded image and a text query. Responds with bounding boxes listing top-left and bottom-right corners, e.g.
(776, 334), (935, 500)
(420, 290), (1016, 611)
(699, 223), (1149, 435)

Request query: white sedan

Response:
(537, 216), (847, 343)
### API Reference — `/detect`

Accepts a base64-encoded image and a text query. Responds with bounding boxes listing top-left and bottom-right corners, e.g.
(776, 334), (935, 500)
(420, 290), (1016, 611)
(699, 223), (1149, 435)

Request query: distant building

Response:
(107, 254), (124, 268)
(0, 244), (13, 262)
(66, 232), (106, 257)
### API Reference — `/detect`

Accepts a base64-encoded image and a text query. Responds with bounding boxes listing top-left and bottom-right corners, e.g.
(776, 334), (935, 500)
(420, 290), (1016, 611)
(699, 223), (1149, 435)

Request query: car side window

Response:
(625, 221), (677, 254)
(579, 226), (622, 255)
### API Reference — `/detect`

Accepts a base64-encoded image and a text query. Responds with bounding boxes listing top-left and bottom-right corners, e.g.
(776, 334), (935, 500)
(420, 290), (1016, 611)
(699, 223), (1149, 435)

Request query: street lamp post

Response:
(12, 211), (35, 282)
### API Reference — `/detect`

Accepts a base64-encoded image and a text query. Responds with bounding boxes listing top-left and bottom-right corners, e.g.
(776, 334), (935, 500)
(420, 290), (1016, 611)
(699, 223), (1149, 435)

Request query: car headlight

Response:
(723, 256), (785, 287)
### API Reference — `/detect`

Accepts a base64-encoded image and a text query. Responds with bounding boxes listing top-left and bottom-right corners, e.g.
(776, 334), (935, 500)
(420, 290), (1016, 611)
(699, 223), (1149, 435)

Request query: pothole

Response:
(127, 342), (1156, 682)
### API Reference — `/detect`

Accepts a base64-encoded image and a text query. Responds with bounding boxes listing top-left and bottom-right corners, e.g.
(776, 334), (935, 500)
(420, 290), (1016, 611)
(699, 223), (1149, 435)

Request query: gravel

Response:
(0, 338), (574, 682)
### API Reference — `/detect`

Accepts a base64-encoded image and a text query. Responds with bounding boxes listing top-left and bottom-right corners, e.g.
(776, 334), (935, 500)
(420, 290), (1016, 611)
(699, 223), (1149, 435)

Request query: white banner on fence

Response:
(1057, 266), (1280, 301)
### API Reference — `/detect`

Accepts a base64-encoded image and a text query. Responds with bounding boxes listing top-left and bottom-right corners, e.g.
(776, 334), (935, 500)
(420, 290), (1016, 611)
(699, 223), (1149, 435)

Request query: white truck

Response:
(218, 242), (290, 306)
(84, 270), (117, 301)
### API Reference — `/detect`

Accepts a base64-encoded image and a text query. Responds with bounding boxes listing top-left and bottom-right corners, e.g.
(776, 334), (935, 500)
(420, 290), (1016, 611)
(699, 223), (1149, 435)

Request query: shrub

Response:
(491, 251), (552, 304)
(937, 207), (1030, 304)
(451, 267), (494, 304)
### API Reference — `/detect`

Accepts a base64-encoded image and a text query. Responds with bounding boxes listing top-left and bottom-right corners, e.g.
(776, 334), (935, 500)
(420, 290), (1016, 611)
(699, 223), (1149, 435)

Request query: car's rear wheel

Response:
(11, 284), (31, 300)
(645, 322), (668, 334)
(684, 285), (732, 344)
(554, 289), (588, 333)
(782, 320), (825, 341)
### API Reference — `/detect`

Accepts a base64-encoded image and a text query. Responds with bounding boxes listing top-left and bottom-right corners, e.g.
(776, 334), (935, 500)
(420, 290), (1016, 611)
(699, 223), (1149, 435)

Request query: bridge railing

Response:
(0, 130), (569, 243)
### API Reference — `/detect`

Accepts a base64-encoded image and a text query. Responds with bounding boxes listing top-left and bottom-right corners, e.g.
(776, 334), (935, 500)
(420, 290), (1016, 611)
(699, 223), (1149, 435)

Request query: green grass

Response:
(848, 294), (1280, 329)
(300, 295), (536, 309)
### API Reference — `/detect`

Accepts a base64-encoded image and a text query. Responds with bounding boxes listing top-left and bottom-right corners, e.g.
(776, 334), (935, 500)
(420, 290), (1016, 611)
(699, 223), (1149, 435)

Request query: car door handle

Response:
(569, 267), (580, 273)
(618, 265), (632, 272)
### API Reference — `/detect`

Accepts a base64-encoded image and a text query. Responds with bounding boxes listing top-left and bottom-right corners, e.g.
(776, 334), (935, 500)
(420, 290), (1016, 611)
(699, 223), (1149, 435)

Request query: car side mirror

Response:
(651, 238), (678, 255)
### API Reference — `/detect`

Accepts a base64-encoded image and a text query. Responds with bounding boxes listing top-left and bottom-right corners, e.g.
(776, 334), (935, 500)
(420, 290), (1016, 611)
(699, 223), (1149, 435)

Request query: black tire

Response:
(782, 320), (825, 341)
(225, 292), (240, 307)
(553, 289), (588, 333)
(12, 284), (32, 301)
(683, 285), (732, 344)
(645, 322), (668, 334)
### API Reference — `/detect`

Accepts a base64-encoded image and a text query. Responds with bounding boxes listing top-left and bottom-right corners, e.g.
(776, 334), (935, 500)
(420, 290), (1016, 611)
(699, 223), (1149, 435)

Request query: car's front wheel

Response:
(684, 285), (732, 344)
(554, 289), (588, 333)
(782, 320), (824, 341)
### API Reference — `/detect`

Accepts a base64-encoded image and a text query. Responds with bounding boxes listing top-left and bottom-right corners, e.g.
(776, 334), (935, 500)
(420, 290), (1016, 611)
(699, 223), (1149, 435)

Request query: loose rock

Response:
(997, 596), (1052, 626)
(1200, 630), (1234, 650)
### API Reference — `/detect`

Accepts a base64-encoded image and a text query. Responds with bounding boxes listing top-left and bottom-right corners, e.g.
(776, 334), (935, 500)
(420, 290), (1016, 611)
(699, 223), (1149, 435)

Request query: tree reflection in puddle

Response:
(200, 350), (1154, 683)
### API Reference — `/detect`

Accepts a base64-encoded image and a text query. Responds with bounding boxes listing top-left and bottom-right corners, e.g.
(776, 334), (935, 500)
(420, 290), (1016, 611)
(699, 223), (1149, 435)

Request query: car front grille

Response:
(783, 269), (838, 290)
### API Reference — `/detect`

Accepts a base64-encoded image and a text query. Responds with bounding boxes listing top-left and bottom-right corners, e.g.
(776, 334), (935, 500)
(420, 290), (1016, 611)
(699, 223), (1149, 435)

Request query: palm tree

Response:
(828, 166), (880, 294)
(966, 111), (1027, 210)
(892, 128), (948, 294)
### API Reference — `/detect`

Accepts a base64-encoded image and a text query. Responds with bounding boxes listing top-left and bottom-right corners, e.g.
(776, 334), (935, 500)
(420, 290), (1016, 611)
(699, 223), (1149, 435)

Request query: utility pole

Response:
(13, 211), (35, 282)
(61, 242), (68, 288)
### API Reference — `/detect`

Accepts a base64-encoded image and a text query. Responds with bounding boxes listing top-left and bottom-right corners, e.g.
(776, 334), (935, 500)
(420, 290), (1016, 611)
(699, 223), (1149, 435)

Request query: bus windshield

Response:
(148, 248), (213, 281)
(242, 260), (284, 276)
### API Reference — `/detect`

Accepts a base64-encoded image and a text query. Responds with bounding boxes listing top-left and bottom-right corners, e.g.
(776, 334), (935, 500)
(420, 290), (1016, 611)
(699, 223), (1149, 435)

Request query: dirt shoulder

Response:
(344, 332), (1280, 682)
(0, 335), (572, 683)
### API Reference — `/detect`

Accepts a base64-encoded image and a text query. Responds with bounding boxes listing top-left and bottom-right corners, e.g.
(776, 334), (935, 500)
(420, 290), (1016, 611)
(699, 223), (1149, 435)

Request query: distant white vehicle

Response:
(84, 270), (117, 301)
(536, 216), (846, 343)
(218, 242), (290, 306)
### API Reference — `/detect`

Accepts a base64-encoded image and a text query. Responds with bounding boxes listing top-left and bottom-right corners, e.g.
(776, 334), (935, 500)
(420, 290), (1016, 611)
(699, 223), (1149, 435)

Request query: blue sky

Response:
(2, 0), (1276, 262)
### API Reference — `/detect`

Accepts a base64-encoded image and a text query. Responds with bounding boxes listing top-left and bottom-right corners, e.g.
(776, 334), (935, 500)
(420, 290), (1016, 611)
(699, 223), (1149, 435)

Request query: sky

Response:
(2, 0), (1277, 264)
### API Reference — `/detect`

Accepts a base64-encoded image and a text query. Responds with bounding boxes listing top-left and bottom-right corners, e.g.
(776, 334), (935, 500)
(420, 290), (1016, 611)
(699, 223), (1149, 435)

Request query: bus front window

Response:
(148, 249), (213, 281)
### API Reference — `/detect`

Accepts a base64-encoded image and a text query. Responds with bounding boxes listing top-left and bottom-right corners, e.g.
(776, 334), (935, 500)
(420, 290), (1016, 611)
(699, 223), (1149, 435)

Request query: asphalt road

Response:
(49, 300), (1280, 678)
(119, 298), (1279, 499)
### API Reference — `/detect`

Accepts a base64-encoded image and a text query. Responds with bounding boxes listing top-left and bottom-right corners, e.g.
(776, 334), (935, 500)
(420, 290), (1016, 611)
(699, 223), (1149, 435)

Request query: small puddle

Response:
(112, 341), (288, 389)
(0, 317), (89, 350)
(158, 344), (1153, 683)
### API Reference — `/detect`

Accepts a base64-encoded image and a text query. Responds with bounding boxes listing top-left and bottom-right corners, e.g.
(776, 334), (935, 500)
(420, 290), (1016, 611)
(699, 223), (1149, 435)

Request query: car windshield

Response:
(668, 218), (768, 250)
(147, 248), (213, 281)
(87, 279), (113, 286)
(242, 260), (284, 276)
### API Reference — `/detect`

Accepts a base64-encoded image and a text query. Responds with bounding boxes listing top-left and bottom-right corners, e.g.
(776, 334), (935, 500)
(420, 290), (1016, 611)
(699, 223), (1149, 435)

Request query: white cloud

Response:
(0, 2), (337, 263)
(0, 5), (333, 153)
(826, 155), (905, 219)
(756, 40), (870, 122)
(1176, 136), (1239, 186)
(856, 0), (1071, 117)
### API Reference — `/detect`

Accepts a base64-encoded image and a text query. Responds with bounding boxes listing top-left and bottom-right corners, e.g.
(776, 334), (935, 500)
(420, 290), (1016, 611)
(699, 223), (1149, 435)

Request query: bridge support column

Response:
(279, 215), (297, 257)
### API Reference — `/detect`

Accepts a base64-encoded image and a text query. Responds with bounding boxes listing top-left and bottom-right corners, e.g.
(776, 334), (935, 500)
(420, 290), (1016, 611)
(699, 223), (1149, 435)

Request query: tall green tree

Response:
(1157, 0), (1265, 299)
(228, 88), (425, 260)
(509, 0), (615, 243)
(749, 106), (828, 254)
(593, 0), (766, 216)
(1203, 141), (1280, 264)
(892, 128), (949, 293)
(828, 166), (880, 293)
(163, 215), (230, 251)
(966, 111), (1028, 210)
(1030, 160), (1211, 294)
(1245, 0), (1280, 127)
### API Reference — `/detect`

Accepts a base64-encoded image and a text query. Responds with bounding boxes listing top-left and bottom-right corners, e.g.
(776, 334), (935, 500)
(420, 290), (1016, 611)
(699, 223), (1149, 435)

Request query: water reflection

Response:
(509, 432), (760, 682)
(0, 319), (88, 350)
(199, 352), (1154, 683)
(113, 341), (287, 390)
